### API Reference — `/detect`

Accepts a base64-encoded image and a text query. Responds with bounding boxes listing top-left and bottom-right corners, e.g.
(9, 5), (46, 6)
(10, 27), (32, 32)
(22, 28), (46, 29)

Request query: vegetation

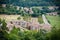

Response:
(38, 16), (43, 24)
(46, 15), (60, 28)
(0, 18), (60, 40)
(46, 27), (60, 40)
(23, 14), (31, 21)
(0, 0), (60, 40)
(0, 19), (9, 40)
(0, 0), (60, 6)
(17, 17), (21, 20)
(0, 4), (58, 17)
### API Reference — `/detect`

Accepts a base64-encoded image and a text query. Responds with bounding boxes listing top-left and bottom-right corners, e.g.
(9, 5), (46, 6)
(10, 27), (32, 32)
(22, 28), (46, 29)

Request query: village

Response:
(2, 11), (58, 32)
(0, 4), (59, 32)
(0, 0), (60, 40)
(0, 14), (52, 32)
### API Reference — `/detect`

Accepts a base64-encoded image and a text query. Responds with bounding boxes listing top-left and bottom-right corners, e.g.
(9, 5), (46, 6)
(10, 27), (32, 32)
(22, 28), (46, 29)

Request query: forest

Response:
(0, 0), (60, 7)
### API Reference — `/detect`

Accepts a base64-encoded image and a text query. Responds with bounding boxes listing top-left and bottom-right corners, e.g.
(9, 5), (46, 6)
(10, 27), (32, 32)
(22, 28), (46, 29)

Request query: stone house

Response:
(2, 4), (6, 7)
(24, 7), (29, 13)
(46, 12), (58, 16)
(6, 20), (27, 31)
(6, 20), (41, 31)
(41, 24), (51, 31)
(23, 7), (33, 14)
(48, 6), (55, 10)
(6, 19), (51, 31)
(26, 21), (41, 31)
(29, 8), (34, 14)
(16, 6), (20, 10)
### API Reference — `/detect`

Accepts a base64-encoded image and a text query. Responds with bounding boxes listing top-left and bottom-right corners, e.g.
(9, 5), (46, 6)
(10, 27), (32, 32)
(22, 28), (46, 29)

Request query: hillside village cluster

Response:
(0, 4), (58, 32)
(6, 14), (51, 32)
(7, 20), (51, 31)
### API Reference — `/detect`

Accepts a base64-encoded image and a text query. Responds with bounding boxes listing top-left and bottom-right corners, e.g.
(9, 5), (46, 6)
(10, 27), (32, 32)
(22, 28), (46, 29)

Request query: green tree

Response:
(9, 27), (20, 40)
(46, 27), (60, 40)
(23, 14), (29, 21)
(17, 17), (21, 20)
(38, 16), (43, 24)
(0, 19), (9, 40)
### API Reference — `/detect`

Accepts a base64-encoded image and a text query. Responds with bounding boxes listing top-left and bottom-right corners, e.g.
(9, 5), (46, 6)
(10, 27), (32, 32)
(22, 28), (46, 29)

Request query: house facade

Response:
(7, 19), (51, 31)
(6, 20), (41, 31)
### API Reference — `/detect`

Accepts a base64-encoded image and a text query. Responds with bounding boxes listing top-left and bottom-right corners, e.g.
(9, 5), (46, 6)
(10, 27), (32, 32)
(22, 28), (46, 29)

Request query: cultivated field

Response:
(46, 15), (60, 28)
(0, 15), (23, 21)
(0, 15), (39, 23)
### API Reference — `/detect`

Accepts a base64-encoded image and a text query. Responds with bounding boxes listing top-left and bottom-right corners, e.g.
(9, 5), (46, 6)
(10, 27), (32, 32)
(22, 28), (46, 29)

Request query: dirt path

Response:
(42, 14), (50, 25)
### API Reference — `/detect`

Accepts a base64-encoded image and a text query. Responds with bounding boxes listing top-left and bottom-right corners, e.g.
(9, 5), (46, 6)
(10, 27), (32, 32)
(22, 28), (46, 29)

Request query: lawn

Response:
(46, 15), (60, 28)
(38, 16), (44, 24)
(0, 15), (39, 23)
(0, 15), (23, 21)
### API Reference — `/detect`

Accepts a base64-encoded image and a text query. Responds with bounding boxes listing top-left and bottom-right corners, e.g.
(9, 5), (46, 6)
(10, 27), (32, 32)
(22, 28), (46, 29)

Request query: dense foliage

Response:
(0, 19), (9, 40)
(38, 16), (43, 24)
(0, 4), (57, 17)
(0, 0), (60, 6)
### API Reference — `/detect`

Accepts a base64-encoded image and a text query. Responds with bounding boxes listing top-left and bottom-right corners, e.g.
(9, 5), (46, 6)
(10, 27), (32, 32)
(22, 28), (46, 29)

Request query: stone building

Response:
(6, 19), (51, 31)
(6, 20), (41, 31)
(46, 12), (58, 16)
(2, 4), (6, 7)
(16, 6), (20, 10)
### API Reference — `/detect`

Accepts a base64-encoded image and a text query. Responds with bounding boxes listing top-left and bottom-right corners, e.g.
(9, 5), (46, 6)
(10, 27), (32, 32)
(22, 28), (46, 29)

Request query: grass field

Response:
(0, 15), (39, 23)
(0, 15), (23, 21)
(46, 15), (60, 28)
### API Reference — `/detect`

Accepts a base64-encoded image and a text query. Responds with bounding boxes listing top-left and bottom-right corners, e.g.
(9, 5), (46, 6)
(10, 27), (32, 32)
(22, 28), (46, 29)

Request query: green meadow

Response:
(46, 15), (60, 28)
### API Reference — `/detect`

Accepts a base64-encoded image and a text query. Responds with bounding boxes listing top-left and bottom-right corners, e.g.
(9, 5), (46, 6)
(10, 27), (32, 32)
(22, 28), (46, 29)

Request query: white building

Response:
(29, 8), (34, 14)
(16, 6), (20, 10)
(2, 4), (6, 7)
(48, 6), (55, 10)
(24, 7), (29, 12)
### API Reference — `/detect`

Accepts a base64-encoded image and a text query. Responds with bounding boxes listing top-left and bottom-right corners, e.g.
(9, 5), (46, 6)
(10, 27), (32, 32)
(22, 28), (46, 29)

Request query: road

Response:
(42, 14), (50, 25)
